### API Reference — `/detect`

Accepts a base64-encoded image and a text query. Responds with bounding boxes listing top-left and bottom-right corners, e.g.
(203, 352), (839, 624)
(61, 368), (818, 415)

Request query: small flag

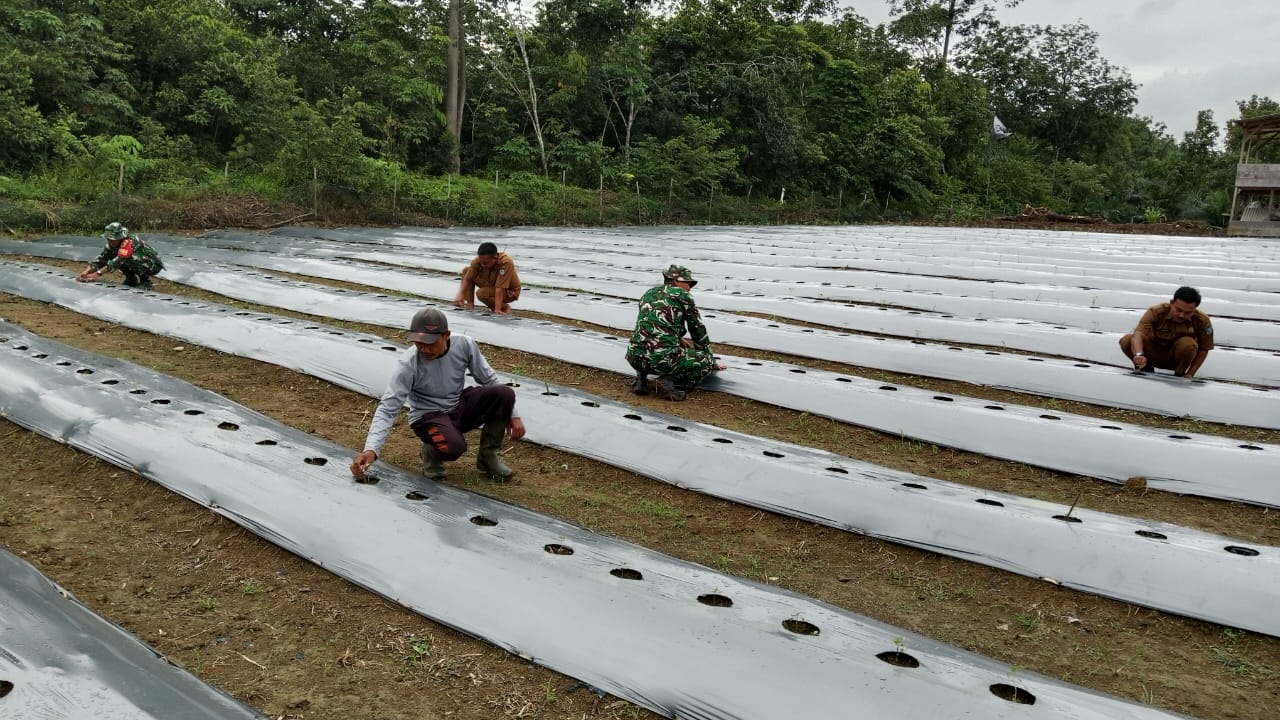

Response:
(992, 115), (1013, 141)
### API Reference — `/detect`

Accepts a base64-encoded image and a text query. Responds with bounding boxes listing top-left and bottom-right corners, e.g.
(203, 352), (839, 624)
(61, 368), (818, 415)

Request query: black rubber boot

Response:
(655, 376), (687, 401)
(476, 422), (514, 481)
(630, 370), (649, 395)
(420, 444), (446, 481)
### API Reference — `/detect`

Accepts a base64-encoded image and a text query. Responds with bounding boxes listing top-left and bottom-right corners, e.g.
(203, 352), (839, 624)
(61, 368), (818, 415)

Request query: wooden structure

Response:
(1228, 112), (1280, 237)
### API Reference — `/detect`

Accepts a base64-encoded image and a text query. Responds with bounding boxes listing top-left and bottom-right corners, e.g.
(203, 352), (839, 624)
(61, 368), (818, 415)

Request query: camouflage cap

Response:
(104, 222), (128, 240)
(662, 264), (697, 287)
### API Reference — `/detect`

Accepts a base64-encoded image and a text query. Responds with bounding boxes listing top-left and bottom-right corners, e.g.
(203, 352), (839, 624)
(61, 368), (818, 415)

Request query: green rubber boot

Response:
(420, 444), (446, 481)
(476, 422), (514, 482)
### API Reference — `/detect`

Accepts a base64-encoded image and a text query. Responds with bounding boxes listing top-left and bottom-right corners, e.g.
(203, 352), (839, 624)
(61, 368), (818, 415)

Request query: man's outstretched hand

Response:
(350, 450), (377, 478)
(506, 417), (526, 441)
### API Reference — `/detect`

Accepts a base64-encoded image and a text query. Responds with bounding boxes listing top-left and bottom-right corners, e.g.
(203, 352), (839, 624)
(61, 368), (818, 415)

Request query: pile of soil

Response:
(986, 205), (1224, 237)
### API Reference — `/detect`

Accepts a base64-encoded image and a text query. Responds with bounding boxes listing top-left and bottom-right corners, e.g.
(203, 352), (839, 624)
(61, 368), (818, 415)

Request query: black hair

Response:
(477, 241), (499, 256)
(1172, 286), (1201, 306)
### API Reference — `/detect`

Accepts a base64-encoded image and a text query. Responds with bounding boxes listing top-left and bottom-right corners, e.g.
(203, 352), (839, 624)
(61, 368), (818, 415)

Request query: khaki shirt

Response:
(1135, 303), (1214, 351)
(465, 252), (520, 291)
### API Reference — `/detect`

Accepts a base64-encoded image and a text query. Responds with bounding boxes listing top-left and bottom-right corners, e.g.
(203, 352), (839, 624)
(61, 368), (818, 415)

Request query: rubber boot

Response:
(655, 375), (687, 401)
(420, 444), (446, 481)
(476, 422), (514, 481)
(630, 370), (649, 395)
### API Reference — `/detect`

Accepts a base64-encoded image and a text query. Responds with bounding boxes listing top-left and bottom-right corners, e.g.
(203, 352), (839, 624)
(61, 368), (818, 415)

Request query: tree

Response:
(1227, 95), (1280, 162)
(333, 0), (447, 168)
(223, 0), (354, 103)
(445, 0), (465, 174)
(887, 0), (1021, 69)
(0, 1), (136, 170)
(488, 2), (555, 175)
(629, 115), (741, 196)
(959, 22), (1137, 163)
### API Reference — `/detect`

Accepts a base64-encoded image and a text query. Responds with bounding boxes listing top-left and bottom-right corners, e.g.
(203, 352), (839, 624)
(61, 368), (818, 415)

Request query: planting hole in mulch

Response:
(782, 619), (819, 636)
(989, 683), (1036, 705)
(876, 651), (920, 668)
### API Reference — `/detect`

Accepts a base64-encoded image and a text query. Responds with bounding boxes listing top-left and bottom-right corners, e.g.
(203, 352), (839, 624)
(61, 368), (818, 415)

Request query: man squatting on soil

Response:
(1119, 286), (1214, 379)
(350, 308), (526, 482)
(455, 242), (521, 314)
(75, 222), (165, 290)
(627, 264), (727, 401)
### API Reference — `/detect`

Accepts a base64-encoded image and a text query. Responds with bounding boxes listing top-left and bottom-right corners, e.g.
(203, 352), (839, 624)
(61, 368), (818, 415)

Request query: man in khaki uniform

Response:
(1119, 286), (1214, 379)
(455, 242), (521, 314)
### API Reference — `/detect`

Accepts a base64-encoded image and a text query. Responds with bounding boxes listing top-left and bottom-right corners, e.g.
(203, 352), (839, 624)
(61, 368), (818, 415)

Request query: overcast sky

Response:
(841, 0), (1280, 139)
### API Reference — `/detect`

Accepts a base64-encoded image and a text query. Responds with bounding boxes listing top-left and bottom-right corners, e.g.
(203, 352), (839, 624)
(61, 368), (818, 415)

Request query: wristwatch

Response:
(1135, 352), (1144, 356)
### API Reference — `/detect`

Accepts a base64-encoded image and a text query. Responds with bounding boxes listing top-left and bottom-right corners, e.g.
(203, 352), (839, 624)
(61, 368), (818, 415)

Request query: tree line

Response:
(2, 0), (1277, 228)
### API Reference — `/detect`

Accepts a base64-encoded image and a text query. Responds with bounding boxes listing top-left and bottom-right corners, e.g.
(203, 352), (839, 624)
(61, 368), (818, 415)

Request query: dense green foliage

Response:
(1, 0), (1274, 228)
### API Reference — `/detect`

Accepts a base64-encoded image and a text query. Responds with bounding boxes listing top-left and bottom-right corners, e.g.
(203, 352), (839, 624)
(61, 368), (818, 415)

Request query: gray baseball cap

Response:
(407, 308), (449, 343)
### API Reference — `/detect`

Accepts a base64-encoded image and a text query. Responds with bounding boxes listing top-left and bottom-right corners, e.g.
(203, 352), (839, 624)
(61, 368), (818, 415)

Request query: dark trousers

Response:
(122, 269), (153, 287)
(410, 385), (515, 461)
(119, 261), (156, 287)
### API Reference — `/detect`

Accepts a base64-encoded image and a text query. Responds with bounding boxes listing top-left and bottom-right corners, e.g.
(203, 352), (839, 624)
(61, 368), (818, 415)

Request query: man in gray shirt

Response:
(350, 308), (526, 481)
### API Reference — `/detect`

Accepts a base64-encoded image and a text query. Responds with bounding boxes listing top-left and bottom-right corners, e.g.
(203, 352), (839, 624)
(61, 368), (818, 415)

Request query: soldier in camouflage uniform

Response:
(75, 222), (165, 290)
(626, 264), (724, 401)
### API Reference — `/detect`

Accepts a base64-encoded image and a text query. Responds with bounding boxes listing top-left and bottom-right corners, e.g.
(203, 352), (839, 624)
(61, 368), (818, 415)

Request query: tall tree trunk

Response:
(445, 0), (465, 174)
(940, 0), (958, 69)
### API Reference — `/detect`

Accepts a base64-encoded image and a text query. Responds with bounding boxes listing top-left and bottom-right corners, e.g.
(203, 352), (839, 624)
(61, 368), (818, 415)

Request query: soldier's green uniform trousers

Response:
(626, 344), (717, 391)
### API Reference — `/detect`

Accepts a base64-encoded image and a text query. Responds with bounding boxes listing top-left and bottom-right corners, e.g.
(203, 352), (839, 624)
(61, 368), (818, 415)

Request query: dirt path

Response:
(1, 263), (1277, 720)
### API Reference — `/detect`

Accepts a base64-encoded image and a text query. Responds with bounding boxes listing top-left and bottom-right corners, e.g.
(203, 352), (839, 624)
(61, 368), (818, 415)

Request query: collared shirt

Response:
(465, 252), (520, 291)
(1134, 303), (1214, 351)
(362, 334), (517, 455)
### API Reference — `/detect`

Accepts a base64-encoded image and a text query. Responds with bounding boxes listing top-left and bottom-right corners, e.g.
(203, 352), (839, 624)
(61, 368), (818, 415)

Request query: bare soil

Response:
(1, 250), (1277, 720)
